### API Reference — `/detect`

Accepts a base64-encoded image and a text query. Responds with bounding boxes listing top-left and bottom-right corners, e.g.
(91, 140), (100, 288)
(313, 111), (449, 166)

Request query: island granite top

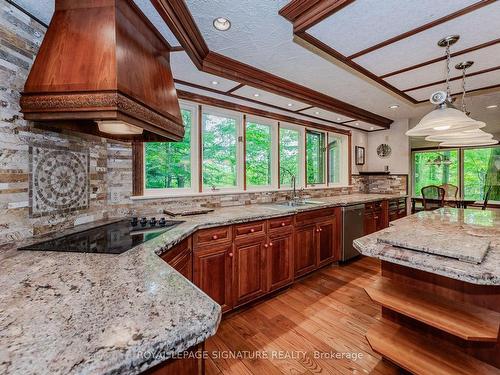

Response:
(353, 208), (500, 286)
(0, 193), (404, 375)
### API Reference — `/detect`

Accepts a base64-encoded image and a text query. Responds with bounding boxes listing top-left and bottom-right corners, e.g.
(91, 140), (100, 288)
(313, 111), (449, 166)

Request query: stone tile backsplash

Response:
(0, 1), (407, 245)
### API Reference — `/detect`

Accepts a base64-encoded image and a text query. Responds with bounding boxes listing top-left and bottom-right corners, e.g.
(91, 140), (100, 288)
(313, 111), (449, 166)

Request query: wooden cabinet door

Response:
(317, 218), (336, 267)
(193, 244), (233, 313)
(364, 211), (375, 235)
(267, 231), (294, 292)
(233, 237), (267, 307)
(294, 224), (317, 278)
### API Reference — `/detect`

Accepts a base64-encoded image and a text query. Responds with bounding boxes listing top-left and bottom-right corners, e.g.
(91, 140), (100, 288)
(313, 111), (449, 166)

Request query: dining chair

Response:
(421, 185), (445, 211)
(482, 186), (492, 210)
(439, 183), (459, 207)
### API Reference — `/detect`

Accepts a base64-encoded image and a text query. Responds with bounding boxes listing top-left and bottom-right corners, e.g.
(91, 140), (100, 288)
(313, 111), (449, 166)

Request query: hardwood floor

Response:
(205, 257), (400, 374)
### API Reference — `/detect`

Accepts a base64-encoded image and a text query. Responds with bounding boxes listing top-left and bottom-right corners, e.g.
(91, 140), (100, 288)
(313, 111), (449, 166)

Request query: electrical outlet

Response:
(110, 189), (121, 203)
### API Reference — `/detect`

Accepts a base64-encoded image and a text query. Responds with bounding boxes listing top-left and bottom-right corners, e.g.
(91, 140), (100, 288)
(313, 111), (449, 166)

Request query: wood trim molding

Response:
(132, 142), (144, 196)
(380, 38), (500, 79)
(203, 52), (392, 127)
(175, 79), (380, 132)
(177, 89), (352, 136)
(151, 0), (392, 128)
(150, 0), (209, 69)
(280, 0), (500, 104)
(347, 0), (495, 59)
(403, 65), (500, 93)
(296, 32), (418, 104)
(280, 0), (355, 33)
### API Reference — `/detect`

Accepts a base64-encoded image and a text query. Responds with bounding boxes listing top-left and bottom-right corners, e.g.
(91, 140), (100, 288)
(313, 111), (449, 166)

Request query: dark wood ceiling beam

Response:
(202, 51), (392, 127)
(278, 0), (322, 22)
(151, 0), (392, 128)
(177, 89), (353, 135)
(416, 83), (500, 103)
(347, 0), (495, 60)
(297, 32), (418, 104)
(226, 83), (245, 94)
(150, 0), (209, 69)
(379, 38), (500, 79)
(403, 65), (500, 93)
(175, 79), (372, 131)
(285, 0), (355, 33)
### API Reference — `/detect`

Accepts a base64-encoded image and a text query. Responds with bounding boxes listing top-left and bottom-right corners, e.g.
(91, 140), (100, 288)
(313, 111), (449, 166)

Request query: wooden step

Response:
(365, 278), (500, 342)
(366, 320), (500, 375)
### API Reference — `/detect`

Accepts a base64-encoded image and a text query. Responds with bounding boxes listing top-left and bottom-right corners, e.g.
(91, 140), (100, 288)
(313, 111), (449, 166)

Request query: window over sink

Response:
(142, 100), (351, 197)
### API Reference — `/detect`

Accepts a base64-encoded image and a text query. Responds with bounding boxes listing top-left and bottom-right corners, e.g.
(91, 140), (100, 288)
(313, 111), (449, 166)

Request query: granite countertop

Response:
(354, 208), (500, 285)
(0, 193), (404, 375)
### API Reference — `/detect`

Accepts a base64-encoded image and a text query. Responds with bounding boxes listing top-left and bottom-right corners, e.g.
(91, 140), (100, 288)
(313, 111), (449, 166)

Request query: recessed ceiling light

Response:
(211, 81), (219, 85)
(370, 126), (374, 130)
(486, 104), (498, 109)
(355, 122), (359, 126)
(253, 93), (260, 97)
(336, 117), (342, 121)
(389, 104), (399, 109)
(314, 111), (320, 115)
(213, 17), (231, 31)
(287, 103), (293, 107)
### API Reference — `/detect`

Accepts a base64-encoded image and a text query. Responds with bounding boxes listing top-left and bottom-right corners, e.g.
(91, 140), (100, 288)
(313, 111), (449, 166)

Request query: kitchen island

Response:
(0, 193), (404, 375)
(354, 208), (500, 374)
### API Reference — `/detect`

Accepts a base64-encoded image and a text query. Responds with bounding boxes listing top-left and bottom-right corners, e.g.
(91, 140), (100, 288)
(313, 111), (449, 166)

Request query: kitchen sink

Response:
(275, 200), (323, 207)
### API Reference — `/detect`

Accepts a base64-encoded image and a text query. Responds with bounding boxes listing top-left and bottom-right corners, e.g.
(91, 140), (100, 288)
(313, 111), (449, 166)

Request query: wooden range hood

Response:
(20, 0), (184, 142)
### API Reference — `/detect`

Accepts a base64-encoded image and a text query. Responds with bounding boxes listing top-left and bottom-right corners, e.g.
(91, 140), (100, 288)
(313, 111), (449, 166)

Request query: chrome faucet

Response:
(283, 168), (299, 201)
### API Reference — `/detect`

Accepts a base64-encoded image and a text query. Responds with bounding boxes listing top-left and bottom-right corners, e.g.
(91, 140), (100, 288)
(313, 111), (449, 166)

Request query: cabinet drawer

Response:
(268, 216), (294, 232)
(295, 207), (335, 226)
(366, 201), (383, 210)
(234, 221), (266, 239)
(194, 226), (232, 247)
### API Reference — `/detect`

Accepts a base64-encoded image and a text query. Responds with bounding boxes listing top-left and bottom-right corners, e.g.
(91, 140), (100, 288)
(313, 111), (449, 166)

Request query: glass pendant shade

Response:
(439, 138), (498, 147)
(406, 106), (485, 136)
(425, 128), (493, 142)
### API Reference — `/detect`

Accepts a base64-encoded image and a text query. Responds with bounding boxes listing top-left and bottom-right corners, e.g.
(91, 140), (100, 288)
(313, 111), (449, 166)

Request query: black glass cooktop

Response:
(18, 218), (183, 254)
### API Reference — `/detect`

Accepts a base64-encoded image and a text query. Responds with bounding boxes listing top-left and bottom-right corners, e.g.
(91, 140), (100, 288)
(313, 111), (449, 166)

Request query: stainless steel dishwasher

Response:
(341, 204), (365, 262)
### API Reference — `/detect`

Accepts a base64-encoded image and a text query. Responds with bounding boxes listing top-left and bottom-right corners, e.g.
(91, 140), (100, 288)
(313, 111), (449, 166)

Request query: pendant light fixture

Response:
(406, 35), (485, 137)
(434, 59), (497, 147)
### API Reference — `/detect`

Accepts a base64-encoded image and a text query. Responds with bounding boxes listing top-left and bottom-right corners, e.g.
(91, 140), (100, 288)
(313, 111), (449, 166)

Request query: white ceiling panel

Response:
(406, 69), (500, 101)
(385, 43), (500, 90)
(343, 120), (384, 131)
(353, 2), (500, 76)
(170, 52), (241, 92)
(308, 0), (477, 57)
(133, 0), (181, 47)
(231, 85), (311, 111)
(299, 107), (353, 123)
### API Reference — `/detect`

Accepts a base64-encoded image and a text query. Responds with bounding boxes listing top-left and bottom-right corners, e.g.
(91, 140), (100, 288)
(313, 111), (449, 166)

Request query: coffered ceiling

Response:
(10, 0), (500, 134)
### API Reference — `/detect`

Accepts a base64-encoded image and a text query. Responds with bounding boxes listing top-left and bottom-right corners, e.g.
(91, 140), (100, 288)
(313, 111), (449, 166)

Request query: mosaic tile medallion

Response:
(30, 146), (90, 216)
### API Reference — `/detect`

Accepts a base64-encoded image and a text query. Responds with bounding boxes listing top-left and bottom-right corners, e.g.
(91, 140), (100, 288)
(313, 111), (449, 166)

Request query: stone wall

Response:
(0, 1), (365, 245)
(351, 174), (408, 195)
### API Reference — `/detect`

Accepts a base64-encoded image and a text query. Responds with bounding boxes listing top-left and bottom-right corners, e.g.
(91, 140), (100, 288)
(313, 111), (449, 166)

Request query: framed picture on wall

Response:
(355, 146), (365, 165)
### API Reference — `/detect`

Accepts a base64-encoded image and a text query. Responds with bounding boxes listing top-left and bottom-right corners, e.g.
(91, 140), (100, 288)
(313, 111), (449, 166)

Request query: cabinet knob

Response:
(281, 222), (286, 226)
(228, 252), (233, 257)
(250, 228), (255, 233)
(212, 234), (218, 240)
(319, 228), (323, 232)
(316, 228), (320, 232)
(269, 242), (273, 247)
(264, 244), (269, 248)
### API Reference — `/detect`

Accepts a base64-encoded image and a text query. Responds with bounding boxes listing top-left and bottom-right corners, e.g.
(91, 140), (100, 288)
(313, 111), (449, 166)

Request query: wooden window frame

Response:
(134, 99), (353, 197)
